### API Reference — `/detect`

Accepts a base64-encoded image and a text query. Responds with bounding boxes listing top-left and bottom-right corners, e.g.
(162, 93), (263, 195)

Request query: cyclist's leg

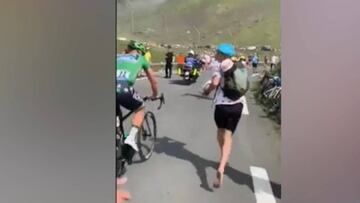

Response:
(132, 107), (145, 128)
(117, 87), (144, 152)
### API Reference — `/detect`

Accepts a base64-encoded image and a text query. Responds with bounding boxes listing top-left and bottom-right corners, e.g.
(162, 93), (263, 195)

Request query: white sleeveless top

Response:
(212, 59), (249, 115)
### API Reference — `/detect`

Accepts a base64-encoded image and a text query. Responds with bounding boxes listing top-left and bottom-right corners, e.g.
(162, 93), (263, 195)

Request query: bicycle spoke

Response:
(136, 112), (156, 161)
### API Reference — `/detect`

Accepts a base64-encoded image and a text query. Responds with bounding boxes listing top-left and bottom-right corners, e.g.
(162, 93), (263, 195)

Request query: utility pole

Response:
(186, 30), (192, 48)
(193, 25), (201, 48)
(131, 10), (134, 33)
(162, 13), (169, 43)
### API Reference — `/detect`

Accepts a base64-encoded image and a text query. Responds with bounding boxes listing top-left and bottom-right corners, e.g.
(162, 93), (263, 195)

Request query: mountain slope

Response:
(117, 0), (280, 48)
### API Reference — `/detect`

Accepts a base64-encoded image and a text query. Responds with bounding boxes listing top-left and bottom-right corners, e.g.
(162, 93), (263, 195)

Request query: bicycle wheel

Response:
(137, 111), (157, 161)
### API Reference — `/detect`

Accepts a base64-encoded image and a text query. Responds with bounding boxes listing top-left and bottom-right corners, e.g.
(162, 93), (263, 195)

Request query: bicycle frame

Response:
(117, 93), (165, 137)
(116, 94), (164, 176)
(117, 109), (133, 139)
(263, 86), (277, 98)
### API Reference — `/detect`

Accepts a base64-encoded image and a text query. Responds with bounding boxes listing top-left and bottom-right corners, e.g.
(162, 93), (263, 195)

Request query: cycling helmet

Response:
(189, 50), (195, 55)
(128, 40), (146, 54)
(216, 43), (236, 57)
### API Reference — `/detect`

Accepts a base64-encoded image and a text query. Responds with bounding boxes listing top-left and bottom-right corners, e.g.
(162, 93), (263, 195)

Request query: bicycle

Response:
(263, 86), (281, 100)
(254, 71), (282, 124)
(116, 93), (165, 177)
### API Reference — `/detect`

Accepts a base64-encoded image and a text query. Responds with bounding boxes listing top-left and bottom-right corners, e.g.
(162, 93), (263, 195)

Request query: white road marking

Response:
(250, 166), (277, 203)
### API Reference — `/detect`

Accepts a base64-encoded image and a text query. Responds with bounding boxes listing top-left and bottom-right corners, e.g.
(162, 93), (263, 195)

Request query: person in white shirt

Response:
(200, 54), (220, 93)
(202, 43), (246, 188)
(271, 55), (278, 71)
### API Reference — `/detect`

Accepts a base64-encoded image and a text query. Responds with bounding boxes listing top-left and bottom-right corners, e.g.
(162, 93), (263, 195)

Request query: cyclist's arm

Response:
(141, 56), (158, 98)
(144, 68), (158, 98)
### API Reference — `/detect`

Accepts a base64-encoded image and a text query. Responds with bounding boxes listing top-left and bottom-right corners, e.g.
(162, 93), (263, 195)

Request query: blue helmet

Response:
(216, 43), (236, 57)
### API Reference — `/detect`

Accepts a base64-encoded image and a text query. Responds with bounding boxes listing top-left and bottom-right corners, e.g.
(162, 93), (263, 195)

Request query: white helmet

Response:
(189, 50), (195, 55)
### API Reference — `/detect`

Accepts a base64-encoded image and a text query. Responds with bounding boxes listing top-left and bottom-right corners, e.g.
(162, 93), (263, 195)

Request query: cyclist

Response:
(116, 40), (158, 155)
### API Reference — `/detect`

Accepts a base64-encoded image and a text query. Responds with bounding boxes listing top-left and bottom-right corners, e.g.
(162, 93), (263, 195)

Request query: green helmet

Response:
(128, 40), (146, 54)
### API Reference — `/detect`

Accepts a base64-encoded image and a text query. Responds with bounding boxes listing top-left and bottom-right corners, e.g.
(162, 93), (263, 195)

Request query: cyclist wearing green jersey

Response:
(116, 40), (158, 153)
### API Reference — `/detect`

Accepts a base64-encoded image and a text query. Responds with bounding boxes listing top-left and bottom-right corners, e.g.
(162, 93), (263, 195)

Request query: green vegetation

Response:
(117, 0), (280, 48)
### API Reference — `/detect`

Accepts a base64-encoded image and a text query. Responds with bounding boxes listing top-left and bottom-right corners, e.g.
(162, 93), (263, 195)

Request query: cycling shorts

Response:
(116, 86), (144, 116)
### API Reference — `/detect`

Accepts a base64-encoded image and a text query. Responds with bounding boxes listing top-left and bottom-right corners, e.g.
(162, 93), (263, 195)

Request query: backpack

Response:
(221, 61), (250, 101)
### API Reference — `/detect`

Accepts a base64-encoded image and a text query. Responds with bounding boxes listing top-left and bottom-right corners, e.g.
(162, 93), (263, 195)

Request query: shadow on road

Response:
(154, 136), (281, 198)
(182, 93), (213, 101)
(168, 79), (193, 86)
(131, 143), (152, 164)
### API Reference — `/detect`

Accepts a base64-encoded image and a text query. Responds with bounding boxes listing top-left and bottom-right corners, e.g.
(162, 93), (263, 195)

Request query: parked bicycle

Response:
(116, 93), (165, 177)
(254, 70), (281, 124)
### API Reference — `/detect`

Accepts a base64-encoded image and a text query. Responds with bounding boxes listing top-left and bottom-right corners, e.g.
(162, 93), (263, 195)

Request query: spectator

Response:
(203, 43), (248, 188)
(176, 53), (185, 75)
(164, 46), (174, 78)
(251, 53), (259, 73)
(271, 55), (278, 71)
(264, 55), (269, 65)
(144, 46), (152, 64)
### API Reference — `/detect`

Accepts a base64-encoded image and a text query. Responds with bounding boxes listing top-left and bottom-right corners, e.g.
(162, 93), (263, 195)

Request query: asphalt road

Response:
(121, 69), (281, 203)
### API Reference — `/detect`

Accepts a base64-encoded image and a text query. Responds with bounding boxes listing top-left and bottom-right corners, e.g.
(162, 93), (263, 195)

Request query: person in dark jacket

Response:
(165, 46), (174, 78)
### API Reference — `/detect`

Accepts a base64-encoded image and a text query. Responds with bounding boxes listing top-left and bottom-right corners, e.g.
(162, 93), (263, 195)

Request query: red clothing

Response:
(176, 55), (185, 65)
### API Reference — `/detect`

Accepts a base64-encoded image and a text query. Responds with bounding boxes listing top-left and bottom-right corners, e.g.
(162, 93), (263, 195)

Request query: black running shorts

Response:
(214, 103), (243, 133)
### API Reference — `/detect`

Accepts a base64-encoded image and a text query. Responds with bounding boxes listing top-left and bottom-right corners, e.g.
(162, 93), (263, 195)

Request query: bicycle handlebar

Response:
(143, 93), (165, 110)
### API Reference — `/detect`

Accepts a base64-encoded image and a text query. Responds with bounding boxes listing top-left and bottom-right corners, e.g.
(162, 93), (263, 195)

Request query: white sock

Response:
(124, 126), (139, 152)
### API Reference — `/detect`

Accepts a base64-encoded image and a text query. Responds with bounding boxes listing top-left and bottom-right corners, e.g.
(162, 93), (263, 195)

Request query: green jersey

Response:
(116, 53), (150, 90)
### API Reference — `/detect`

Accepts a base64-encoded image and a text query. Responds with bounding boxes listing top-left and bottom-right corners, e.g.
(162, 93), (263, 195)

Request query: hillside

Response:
(117, 0), (280, 48)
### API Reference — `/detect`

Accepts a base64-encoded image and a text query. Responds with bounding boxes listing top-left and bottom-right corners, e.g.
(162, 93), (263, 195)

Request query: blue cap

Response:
(216, 43), (236, 57)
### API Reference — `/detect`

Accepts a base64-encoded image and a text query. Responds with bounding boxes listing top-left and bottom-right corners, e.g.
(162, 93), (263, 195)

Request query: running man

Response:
(203, 43), (247, 188)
